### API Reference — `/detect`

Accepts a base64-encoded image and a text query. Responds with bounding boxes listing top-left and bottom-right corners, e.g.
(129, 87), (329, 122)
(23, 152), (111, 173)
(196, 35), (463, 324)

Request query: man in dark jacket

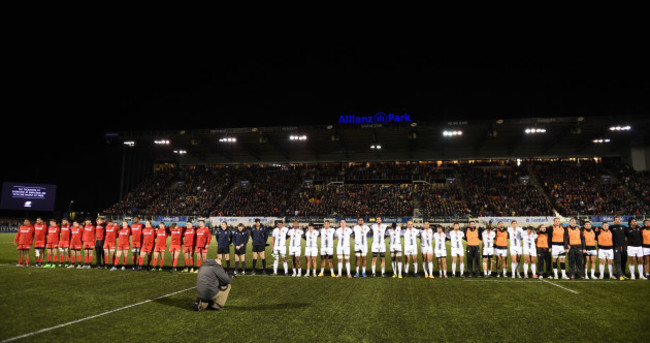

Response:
(250, 219), (269, 275)
(193, 259), (232, 311)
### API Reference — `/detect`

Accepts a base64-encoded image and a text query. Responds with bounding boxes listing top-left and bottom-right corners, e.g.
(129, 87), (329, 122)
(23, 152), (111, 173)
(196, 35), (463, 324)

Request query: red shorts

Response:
(17, 244), (30, 250)
(83, 242), (94, 249)
(46, 243), (58, 249)
(118, 244), (130, 251)
(183, 246), (195, 254)
(154, 246), (166, 253)
(70, 244), (82, 250)
(170, 245), (182, 253)
(59, 241), (70, 249)
(34, 241), (45, 249)
(195, 247), (208, 254)
(132, 241), (142, 248)
(141, 245), (154, 253)
(104, 241), (116, 250)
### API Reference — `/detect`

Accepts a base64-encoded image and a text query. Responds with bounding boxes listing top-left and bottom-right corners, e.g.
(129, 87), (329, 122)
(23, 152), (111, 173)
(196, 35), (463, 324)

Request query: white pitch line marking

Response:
(1, 287), (196, 343)
(541, 279), (580, 294)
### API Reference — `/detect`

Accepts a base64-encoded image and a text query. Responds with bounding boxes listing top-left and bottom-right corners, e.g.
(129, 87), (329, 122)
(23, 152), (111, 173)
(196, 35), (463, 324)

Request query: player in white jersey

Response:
(353, 218), (370, 277)
(303, 223), (320, 277)
(521, 226), (538, 278)
(403, 220), (420, 277)
(288, 221), (304, 277)
(481, 225), (496, 277)
(420, 221), (435, 279)
(434, 225), (448, 278)
(319, 220), (336, 277)
(271, 221), (289, 276)
(336, 220), (353, 278)
(370, 216), (389, 277)
(508, 220), (524, 278)
(388, 222), (403, 278)
(448, 223), (465, 277)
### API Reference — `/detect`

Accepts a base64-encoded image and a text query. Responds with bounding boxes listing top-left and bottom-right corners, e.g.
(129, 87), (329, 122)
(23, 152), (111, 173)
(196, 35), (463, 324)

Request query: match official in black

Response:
(464, 221), (481, 277)
(250, 219), (269, 275)
(232, 223), (250, 275)
(193, 259), (232, 311)
(610, 216), (628, 279)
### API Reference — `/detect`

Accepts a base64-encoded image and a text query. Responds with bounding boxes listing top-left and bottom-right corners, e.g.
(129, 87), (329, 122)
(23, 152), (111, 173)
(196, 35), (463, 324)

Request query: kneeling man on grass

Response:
(193, 259), (232, 311)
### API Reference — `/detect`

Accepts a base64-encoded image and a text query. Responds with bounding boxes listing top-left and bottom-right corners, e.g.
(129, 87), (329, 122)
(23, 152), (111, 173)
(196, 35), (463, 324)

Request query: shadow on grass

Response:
(154, 297), (310, 312)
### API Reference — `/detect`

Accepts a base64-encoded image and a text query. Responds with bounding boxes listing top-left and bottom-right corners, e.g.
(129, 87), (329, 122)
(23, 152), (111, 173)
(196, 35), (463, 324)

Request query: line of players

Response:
(14, 215), (650, 280)
(13, 216), (213, 273)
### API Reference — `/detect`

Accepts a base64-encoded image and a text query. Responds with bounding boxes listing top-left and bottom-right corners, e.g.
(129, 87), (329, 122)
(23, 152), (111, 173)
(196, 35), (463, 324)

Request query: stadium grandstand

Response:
(103, 115), (650, 222)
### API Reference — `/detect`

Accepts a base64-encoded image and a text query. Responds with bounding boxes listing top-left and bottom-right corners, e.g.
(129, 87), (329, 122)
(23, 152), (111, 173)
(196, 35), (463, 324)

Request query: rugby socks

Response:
(372, 265), (376, 275)
(404, 263), (409, 274)
(262, 259), (266, 270)
(197, 258), (202, 268)
(173, 258), (178, 268)
(553, 262), (558, 278)
(600, 264), (605, 277)
(25, 256), (29, 265)
(252, 259), (257, 270)
(523, 263), (529, 276)
(398, 262), (402, 275)
(235, 261), (240, 271)
(561, 263), (567, 278)
(428, 262), (434, 276)
(591, 268), (596, 278)
(637, 265), (643, 278)
(153, 258), (158, 266)
(356, 266), (360, 274)
(18, 256), (22, 265)
(460, 263), (464, 275)
(339, 262), (344, 275)
(531, 263), (536, 276)
(511, 262), (516, 276)
(138, 257), (144, 266)
(452, 263), (456, 276)
(160, 258), (164, 267)
(413, 262), (418, 275)
(283, 262), (288, 274)
(273, 259), (279, 274)
(362, 266), (366, 274)
(381, 267), (385, 275)
(346, 262), (351, 275)
(226, 260), (230, 270)
(629, 264), (635, 278)
(242, 262), (246, 272)
(320, 266), (325, 274)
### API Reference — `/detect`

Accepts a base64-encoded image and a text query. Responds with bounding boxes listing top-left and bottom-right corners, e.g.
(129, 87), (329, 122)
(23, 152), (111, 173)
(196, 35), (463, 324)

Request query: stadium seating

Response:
(104, 159), (650, 217)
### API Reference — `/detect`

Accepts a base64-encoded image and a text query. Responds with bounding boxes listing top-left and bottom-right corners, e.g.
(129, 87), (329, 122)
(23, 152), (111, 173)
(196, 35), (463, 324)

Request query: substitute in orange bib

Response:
(582, 222), (597, 279)
(548, 218), (568, 279)
(565, 218), (585, 280)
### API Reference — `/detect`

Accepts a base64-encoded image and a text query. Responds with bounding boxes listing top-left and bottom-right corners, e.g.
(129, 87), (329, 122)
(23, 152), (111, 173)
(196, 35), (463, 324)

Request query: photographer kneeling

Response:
(193, 259), (232, 311)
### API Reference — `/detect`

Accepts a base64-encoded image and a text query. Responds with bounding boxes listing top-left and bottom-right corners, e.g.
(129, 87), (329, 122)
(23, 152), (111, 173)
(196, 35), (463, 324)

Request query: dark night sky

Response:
(2, 43), (648, 214)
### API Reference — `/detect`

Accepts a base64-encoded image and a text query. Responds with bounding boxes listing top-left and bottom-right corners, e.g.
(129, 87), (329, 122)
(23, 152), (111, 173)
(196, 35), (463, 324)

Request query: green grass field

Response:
(1, 233), (649, 342)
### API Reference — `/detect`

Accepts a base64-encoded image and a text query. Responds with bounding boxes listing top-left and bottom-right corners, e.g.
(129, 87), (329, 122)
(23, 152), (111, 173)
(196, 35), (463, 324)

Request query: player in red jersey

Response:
(58, 218), (71, 267)
(153, 222), (169, 271)
(94, 217), (106, 268)
(44, 219), (60, 268)
(33, 217), (47, 267)
(111, 221), (131, 271)
(103, 219), (119, 270)
(137, 221), (156, 271)
(14, 219), (34, 267)
(182, 222), (197, 273)
(129, 217), (144, 270)
(69, 221), (83, 268)
(169, 223), (184, 272)
(194, 220), (212, 273)
(81, 218), (96, 269)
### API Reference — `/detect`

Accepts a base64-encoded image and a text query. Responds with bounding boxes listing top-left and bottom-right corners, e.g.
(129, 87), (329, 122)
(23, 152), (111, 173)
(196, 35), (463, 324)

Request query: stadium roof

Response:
(108, 115), (650, 164)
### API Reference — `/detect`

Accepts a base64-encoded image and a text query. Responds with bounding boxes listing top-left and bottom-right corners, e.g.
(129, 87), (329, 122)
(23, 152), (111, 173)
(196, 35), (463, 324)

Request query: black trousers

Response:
(95, 240), (105, 266)
(537, 248), (551, 277)
(567, 245), (584, 278)
(613, 247), (626, 277)
(466, 246), (480, 276)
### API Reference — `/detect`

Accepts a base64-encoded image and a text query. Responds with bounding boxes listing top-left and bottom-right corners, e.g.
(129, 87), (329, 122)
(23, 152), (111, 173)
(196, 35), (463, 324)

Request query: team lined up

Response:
(13, 216), (650, 280)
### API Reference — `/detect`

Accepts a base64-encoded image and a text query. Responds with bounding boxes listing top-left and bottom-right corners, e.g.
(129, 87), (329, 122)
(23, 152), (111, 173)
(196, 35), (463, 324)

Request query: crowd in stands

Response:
(462, 164), (555, 216)
(532, 160), (640, 216)
(103, 159), (650, 217)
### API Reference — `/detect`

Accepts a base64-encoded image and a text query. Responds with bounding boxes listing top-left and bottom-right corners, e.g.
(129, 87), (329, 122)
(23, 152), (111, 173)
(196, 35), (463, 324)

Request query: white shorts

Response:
(355, 245), (368, 255)
(523, 247), (537, 257)
(320, 247), (334, 256)
(598, 249), (613, 260)
(404, 246), (418, 256)
(421, 246), (433, 254)
(58, 247), (69, 252)
(510, 246), (522, 256)
(495, 248), (508, 257)
(337, 246), (350, 257)
(482, 247), (494, 257)
(551, 245), (565, 257)
(628, 246), (643, 258)
(451, 247), (464, 257)
(289, 246), (302, 256)
(585, 249), (597, 256)
(435, 249), (447, 258)
(273, 247), (287, 257)
(371, 245), (386, 253)
(644, 247), (650, 256)
(390, 245), (402, 252)
(305, 247), (318, 257)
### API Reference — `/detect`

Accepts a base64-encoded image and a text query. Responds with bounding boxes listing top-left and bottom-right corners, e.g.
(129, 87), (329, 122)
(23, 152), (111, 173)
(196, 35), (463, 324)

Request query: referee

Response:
(250, 219), (269, 275)
(464, 221), (481, 277)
